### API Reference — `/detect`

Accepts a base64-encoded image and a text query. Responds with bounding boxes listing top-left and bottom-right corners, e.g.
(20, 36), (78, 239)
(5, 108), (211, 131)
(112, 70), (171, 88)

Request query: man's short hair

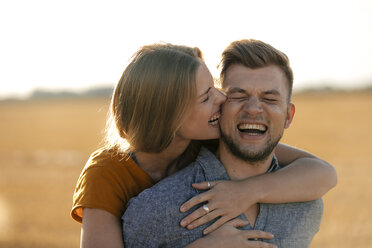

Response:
(220, 39), (294, 101)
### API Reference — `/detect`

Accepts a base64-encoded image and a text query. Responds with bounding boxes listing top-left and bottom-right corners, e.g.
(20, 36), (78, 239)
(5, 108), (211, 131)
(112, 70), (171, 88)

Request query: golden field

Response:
(0, 91), (371, 247)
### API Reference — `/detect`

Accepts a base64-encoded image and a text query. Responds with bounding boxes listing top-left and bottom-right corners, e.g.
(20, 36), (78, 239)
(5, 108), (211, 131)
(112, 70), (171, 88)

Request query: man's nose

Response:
(242, 97), (263, 115)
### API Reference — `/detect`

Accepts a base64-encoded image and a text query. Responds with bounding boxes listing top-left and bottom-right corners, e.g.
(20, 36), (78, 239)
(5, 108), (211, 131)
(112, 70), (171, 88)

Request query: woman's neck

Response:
(135, 137), (190, 182)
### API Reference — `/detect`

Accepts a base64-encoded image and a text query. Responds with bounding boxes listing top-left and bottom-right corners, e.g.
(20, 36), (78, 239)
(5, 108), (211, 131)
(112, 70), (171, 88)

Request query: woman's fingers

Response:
(185, 209), (223, 230)
(180, 180), (249, 231)
(180, 202), (216, 227)
(180, 192), (213, 213)
(247, 241), (277, 248)
(226, 217), (249, 228)
(203, 216), (231, 234)
(209, 218), (276, 248)
(244, 230), (274, 240)
(191, 180), (219, 190)
(245, 231), (276, 248)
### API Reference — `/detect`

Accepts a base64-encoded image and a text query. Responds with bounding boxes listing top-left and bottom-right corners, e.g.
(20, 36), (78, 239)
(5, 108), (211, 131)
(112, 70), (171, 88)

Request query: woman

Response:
(71, 43), (337, 247)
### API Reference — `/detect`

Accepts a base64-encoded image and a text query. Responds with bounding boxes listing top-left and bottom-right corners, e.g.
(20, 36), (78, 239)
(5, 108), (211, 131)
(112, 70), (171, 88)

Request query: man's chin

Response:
(220, 131), (280, 164)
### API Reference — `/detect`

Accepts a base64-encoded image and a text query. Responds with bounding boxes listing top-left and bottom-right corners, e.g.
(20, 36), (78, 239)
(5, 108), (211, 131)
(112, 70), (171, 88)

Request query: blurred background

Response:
(0, 0), (371, 247)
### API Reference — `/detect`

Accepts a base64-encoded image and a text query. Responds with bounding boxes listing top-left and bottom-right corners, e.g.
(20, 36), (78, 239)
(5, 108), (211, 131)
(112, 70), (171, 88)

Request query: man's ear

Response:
(284, 103), (295, 129)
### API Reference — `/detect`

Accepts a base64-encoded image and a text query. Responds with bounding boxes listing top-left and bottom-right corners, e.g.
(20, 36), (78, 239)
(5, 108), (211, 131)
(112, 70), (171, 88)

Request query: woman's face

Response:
(177, 63), (226, 141)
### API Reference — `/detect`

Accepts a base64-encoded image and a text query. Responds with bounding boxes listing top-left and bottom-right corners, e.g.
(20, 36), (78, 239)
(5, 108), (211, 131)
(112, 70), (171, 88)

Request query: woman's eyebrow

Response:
(198, 87), (211, 98)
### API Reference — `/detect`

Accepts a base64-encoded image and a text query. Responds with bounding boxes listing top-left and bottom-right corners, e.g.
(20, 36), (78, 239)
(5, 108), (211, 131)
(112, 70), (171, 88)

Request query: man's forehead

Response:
(222, 78), (283, 94)
(222, 64), (287, 94)
(224, 86), (281, 96)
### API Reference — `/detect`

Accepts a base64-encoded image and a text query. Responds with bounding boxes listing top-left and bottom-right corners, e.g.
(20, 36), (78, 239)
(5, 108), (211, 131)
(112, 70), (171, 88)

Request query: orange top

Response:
(71, 147), (155, 223)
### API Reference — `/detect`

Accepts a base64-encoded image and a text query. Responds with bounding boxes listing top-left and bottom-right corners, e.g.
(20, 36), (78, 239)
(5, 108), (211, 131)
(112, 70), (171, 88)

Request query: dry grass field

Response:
(0, 91), (371, 247)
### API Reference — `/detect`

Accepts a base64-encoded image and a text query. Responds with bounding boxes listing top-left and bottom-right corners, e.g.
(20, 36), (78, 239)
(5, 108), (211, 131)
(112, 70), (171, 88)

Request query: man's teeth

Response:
(208, 113), (220, 126)
(238, 124), (266, 131)
(238, 123), (266, 135)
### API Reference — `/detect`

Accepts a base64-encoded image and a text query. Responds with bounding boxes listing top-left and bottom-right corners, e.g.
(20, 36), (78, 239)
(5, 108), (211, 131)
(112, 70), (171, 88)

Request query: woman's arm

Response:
(81, 208), (124, 248)
(276, 142), (319, 166)
(179, 143), (337, 234)
(271, 142), (338, 201)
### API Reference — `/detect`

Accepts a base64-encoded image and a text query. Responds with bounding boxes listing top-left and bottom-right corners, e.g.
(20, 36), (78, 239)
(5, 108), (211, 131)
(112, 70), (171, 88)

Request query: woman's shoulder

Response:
(72, 146), (155, 222)
(84, 146), (133, 171)
(80, 146), (154, 186)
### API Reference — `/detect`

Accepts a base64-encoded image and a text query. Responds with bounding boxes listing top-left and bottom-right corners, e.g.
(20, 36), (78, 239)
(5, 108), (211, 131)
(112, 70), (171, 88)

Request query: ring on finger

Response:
(207, 181), (211, 188)
(203, 204), (210, 214)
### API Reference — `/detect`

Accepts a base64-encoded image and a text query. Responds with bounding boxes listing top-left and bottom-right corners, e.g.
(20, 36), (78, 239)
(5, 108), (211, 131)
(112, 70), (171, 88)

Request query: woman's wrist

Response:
(239, 176), (266, 205)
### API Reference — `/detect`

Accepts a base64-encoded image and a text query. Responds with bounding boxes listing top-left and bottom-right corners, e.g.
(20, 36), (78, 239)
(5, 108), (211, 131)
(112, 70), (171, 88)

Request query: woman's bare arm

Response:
(81, 208), (124, 248)
(179, 143), (337, 234)
(269, 142), (338, 201)
(276, 143), (318, 165)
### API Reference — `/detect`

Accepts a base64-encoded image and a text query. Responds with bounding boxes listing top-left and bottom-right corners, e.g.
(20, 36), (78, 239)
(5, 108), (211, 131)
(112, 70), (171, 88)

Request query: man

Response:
(122, 39), (323, 247)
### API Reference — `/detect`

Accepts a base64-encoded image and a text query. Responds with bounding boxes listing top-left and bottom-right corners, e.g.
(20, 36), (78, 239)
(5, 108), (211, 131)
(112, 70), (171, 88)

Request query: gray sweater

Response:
(122, 147), (323, 248)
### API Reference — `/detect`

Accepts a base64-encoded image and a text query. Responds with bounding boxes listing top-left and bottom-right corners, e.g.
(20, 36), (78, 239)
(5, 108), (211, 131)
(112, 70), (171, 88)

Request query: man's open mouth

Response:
(237, 123), (267, 136)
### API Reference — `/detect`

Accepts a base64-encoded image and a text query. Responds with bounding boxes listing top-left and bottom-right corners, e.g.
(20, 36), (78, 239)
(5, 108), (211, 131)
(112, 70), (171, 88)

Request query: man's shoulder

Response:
(263, 198), (323, 246)
(121, 148), (219, 247)
(128, 147), (222, 203)
(276, 198), (323, 215)
(266, 198), (323, 222)
(126, 163), (199, 208)
(122, 149), (208, 216)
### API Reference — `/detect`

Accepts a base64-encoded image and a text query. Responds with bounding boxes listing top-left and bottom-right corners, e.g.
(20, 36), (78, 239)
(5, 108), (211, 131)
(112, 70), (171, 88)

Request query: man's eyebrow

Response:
(226, 87), (246, 94)
(263, 89), (280, 96)
(198, 87), (211, 98)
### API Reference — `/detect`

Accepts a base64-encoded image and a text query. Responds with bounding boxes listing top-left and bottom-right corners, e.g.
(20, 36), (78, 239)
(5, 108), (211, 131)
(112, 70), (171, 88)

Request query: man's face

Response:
(219, 64), (295, 163)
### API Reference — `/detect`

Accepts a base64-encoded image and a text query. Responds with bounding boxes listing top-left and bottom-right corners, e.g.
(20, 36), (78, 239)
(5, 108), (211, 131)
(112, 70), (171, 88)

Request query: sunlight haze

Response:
(0, 0), (371, 99)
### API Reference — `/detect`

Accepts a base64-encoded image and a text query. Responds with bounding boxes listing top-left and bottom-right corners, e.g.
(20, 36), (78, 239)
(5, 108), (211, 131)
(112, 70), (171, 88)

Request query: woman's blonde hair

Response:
(105, 43), (204, 154)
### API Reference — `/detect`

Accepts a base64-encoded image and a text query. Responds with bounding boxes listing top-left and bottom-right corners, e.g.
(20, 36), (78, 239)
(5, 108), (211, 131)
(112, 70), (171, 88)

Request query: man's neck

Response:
(217, 143), (274, 180)
(216, 142), (275, 228)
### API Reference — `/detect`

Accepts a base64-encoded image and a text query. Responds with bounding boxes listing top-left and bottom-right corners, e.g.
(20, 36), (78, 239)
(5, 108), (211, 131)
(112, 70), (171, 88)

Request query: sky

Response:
(0, 0), (371, 99)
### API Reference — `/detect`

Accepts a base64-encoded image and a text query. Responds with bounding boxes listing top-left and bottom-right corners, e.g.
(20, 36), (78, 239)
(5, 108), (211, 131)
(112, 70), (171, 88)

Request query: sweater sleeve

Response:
(71, 164), (128, 223)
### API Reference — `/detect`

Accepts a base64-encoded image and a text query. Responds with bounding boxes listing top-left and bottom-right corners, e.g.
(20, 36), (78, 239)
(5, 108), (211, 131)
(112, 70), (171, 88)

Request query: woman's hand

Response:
(185, 218), (276, 248)
(180, 180), (258, 234)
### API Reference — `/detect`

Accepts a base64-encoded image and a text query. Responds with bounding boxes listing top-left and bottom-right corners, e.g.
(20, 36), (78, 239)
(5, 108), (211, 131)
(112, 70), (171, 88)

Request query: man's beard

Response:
(220, 128), (281, 164)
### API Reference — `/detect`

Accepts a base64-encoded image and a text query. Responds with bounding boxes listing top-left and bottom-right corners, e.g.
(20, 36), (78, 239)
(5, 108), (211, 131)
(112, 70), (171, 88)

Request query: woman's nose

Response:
(214, 88), (227, 105)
